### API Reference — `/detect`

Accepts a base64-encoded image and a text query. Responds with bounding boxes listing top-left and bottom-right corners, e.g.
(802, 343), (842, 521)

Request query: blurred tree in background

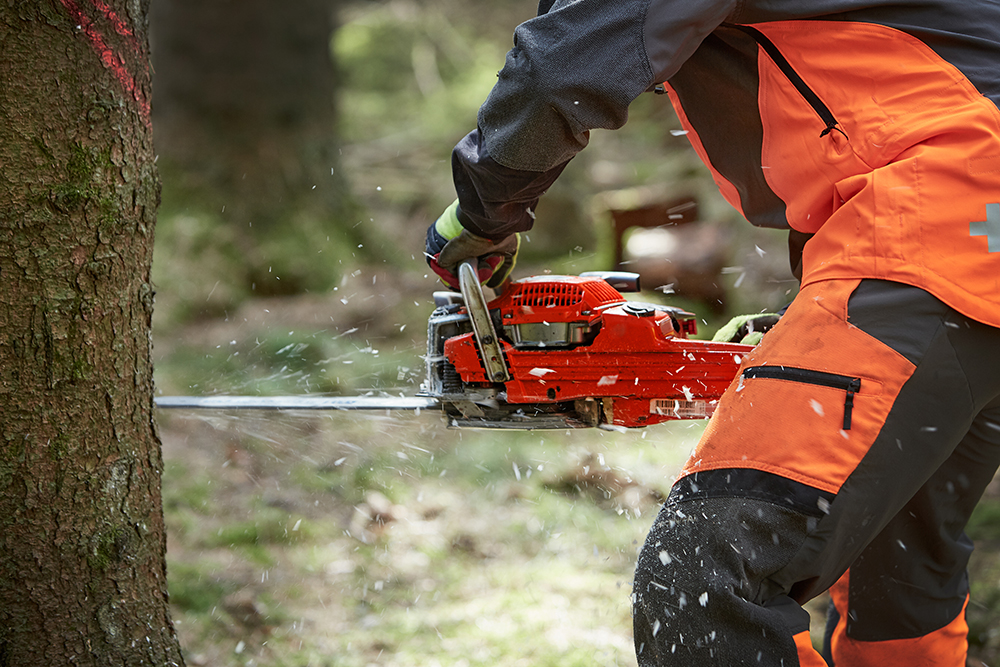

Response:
(150, 0), (369, 318)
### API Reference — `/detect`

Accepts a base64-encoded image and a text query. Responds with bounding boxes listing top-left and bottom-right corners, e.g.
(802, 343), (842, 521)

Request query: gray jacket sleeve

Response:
(453, 0), (736, 237)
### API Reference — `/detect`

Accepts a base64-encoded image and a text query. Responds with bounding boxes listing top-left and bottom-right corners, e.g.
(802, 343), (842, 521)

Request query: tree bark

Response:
(0, 1), (184, 664)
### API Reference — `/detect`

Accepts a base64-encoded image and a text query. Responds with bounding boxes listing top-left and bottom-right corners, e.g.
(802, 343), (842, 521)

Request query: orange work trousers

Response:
(633, 278), (1000, 666)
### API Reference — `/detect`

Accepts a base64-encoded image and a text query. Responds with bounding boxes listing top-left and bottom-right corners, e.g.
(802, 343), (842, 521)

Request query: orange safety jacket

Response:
(665, 19), (1000, 329)
(451, 1), (1000, 329)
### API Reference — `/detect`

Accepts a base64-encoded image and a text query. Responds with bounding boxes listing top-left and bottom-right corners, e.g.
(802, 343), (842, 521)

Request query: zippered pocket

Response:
(731, 24), (845, 139)
(741, 366), (862, 430)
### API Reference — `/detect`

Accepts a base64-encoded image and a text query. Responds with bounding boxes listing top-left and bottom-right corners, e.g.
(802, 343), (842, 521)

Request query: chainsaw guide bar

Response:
(156, 265), (752, 430)
(153, 395), (439, 411)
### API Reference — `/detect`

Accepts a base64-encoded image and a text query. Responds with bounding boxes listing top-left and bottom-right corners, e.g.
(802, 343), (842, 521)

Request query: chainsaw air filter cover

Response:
(496, 275), (620, 348)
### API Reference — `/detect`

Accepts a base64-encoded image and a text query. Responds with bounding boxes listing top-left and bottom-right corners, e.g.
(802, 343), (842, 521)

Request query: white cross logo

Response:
(970, 203), (1000, 252)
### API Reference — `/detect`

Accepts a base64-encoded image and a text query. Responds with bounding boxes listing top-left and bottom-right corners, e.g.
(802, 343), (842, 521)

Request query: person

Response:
(424, 1), (1000, 665)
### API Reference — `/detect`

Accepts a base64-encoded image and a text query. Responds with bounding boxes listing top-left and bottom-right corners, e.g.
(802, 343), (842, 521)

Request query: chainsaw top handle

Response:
(458, 259), (511, 383)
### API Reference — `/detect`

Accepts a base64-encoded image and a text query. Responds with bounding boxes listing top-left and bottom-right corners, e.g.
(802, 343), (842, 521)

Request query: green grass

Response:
(158, 399), (703, 667)
(169, 561), (237, 614)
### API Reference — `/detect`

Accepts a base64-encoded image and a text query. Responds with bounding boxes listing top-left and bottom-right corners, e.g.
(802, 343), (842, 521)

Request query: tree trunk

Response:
(0, 1), (184, 665)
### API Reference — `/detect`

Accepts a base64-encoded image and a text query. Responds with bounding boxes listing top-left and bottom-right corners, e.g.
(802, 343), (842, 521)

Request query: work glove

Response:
(712, 313), (781, 346)
(425, 199), (520, 290)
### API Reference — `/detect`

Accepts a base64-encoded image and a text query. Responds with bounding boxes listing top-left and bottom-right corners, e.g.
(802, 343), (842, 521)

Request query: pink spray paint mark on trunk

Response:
(88, 0), (142, 50)
(58, 0), (151, 126)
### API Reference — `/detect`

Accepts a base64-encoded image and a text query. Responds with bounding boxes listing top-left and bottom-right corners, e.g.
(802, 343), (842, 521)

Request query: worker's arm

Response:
(429, 0), (736, 282)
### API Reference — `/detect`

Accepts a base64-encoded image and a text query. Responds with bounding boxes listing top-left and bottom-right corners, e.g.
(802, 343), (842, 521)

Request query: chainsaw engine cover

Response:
(422, 274), (751, 429)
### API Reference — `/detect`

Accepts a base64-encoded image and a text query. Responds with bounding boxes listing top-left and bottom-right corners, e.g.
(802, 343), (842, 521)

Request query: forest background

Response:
(148, 1), (1000, 665)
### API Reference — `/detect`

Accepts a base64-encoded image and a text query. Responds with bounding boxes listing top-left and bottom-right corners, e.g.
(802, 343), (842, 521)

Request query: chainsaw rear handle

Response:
(458, 259), (511, 383)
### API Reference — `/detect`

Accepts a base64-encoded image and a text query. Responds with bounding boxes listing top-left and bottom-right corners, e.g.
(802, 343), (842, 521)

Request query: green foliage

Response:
(151, 0), (788, 336)
(168, 561), (235, 614)
(968, 497), (1000, 542)
(152, 208), (249, 324)
(247, 211), (369, 295)
(334, 5), (506, 144)
(162, 460), (213, 514)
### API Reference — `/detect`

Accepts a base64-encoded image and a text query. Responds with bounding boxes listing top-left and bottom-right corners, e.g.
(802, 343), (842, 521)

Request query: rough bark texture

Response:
(0, 1), (184, 664)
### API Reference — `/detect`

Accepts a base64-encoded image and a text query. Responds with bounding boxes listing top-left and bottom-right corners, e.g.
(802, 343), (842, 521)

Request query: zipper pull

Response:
(820, 122), (848, 139)
(843, 378), (861, 430)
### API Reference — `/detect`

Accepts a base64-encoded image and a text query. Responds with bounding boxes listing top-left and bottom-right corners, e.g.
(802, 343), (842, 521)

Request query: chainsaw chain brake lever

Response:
(458, 259), (511, 383)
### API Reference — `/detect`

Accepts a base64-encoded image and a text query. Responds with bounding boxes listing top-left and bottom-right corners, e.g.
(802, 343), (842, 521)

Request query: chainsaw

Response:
(155, 261), (752, 429)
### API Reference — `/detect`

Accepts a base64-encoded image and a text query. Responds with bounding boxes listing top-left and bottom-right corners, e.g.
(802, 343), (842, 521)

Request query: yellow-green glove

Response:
(712, 313), (781, 345)
(425, 200), (520, 290)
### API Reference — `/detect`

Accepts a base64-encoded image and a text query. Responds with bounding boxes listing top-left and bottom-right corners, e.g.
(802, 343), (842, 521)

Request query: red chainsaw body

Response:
(442, 275), (751, 428)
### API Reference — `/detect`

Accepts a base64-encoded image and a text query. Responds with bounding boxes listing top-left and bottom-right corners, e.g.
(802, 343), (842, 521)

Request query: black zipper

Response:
(742, 366), (862, 430)
(731, 24), (844, 139)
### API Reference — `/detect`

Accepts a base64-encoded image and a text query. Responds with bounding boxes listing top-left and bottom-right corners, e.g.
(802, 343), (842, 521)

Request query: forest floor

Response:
(153, 266), (1000, 667)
